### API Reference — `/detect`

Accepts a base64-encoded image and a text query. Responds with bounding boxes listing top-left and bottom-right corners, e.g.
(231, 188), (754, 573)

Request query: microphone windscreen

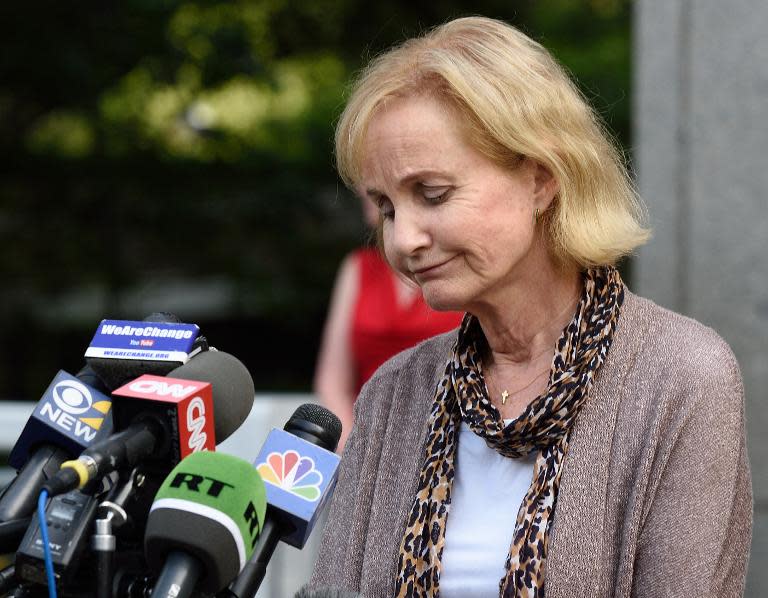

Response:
(285, 403), (342, 453)
(87, 358), (178, 392)
(142, 312), (182, 323)
(168, 351), (254, 442)
(145, 451), (266, 593)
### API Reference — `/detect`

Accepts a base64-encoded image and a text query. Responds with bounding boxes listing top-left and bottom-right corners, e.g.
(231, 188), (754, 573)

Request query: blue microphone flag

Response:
(9, 371), (112, 469)
(84, 319), (200, 363)
(255, 428), (340, 548)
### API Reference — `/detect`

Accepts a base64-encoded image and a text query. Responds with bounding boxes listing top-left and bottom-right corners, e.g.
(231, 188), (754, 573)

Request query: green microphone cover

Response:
(145, 451), (267, 592)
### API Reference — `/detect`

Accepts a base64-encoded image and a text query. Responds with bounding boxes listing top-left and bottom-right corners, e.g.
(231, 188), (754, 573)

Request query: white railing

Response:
(0, 394), (324, 598)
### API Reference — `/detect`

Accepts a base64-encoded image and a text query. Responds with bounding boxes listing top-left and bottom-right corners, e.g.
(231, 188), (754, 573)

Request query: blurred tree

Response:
(0, 0), (631, 397)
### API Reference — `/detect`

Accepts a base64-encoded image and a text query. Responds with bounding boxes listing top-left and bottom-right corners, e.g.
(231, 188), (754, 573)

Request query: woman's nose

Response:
(388, 205), (431, 257)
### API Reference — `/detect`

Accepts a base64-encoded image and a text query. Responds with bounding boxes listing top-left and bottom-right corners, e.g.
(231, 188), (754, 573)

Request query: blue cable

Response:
(37, 490), (58, 598)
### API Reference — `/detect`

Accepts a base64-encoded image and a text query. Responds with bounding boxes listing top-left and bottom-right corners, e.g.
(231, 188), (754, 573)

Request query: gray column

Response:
(634, 0), (768, 594)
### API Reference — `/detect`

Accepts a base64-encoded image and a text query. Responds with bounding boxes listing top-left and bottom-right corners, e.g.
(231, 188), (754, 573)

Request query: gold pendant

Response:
(501, 390), (509, 405)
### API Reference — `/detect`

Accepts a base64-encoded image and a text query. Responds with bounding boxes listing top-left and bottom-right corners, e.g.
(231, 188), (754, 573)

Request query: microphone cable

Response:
(37, 490), (57, 598)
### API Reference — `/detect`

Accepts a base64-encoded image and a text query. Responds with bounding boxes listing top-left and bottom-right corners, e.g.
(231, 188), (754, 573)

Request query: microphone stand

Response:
(223, 518), (283, 598)
(92, 467), (144, 598)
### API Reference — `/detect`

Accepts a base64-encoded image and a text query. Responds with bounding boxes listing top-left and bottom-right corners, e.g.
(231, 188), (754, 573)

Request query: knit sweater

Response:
(310, 291), (753, 597)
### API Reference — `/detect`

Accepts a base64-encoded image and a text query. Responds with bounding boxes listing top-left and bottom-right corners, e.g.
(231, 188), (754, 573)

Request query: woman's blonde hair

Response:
(335, 16), (650, 267)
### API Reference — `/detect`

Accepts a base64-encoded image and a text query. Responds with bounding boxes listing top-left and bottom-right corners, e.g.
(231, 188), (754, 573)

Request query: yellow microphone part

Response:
(60, 459), (90, 488)
(92, 400), (111, 415)
(80, 416), (104, 430)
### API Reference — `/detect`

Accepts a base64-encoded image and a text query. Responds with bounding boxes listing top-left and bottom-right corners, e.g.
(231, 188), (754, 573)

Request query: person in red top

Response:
(314, 197), (462, 450)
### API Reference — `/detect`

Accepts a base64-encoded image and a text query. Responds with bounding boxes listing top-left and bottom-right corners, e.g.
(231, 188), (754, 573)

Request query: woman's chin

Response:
(421, 285), (467, 313)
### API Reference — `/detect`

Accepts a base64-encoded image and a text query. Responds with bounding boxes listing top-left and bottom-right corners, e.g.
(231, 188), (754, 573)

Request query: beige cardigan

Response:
(310, 291), (753, 597)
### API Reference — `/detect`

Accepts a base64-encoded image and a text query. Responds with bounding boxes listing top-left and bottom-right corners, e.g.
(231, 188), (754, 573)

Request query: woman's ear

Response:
(533, 161), (559, 210)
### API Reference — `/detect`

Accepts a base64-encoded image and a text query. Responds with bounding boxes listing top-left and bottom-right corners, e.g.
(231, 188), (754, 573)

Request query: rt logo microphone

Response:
(168, 472), (235, 498)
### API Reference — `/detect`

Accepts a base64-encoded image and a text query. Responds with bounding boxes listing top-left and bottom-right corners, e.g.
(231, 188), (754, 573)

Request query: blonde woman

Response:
(310, 17), (751, 598)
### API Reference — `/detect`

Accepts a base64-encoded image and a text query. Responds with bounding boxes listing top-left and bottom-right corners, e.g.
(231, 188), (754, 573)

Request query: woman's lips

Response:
(412, 257), (453, 279)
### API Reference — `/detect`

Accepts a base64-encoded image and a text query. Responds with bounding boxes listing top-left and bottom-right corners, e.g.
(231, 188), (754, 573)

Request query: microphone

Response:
(0, 370), (113, 524)
(43, 350), (255, 497)
(226, 403), (342, 598)
(161, 350), (255, 444)
(73, 362), (112, 395)
(144, 451), (267, 598)
(294, 586), (362, 598)
(84, 314), (208, 391)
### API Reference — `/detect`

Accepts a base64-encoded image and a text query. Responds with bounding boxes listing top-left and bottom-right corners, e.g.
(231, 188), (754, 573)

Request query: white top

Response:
(440, 421), (536, 598)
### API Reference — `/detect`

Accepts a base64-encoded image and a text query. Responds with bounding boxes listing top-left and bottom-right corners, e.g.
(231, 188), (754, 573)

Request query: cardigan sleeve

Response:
(310, 359), (402, 593)
(310, 389), (370, 591)
(631, 342), (753, 597)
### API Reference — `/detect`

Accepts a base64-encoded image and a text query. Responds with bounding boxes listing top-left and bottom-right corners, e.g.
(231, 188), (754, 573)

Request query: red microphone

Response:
(111, 373), (216, 467)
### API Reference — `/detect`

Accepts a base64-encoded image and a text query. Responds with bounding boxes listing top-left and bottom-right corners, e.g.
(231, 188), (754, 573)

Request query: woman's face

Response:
(359, 94), (556, 313)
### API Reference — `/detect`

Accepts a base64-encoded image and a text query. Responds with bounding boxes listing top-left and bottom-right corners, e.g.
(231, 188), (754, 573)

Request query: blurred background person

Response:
(314, 196), (462, 450)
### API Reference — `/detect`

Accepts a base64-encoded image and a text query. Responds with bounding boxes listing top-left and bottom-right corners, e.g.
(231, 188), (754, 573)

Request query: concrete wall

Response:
(634, 1), (767, 594)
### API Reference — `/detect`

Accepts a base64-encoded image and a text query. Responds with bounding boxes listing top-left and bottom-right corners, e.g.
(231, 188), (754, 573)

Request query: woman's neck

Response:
(472, 262), (583, 368)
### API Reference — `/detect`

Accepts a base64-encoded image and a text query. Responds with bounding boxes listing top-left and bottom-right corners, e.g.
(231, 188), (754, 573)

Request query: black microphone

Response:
(43, 350), (254, 497)
(226, 404), (342, 598)
(294, 586), (362, 598)
(0, 368), (113, 526)
(74, 362), (112, 395)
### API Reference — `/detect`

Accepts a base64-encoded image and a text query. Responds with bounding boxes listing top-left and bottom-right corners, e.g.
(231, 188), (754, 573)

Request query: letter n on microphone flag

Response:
(255, 429), (341, 548)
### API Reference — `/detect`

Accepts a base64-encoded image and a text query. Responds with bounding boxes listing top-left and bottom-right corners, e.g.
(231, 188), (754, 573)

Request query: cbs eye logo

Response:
(52, 380), (94, 415)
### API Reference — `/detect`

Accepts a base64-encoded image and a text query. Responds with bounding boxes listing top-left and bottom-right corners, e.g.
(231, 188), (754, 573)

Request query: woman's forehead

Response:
(359, 97), (469, 178)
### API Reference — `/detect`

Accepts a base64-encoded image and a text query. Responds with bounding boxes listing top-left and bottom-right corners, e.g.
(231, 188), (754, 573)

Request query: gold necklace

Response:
(499, 366), (551, 405)
(493, 288), (581, 405)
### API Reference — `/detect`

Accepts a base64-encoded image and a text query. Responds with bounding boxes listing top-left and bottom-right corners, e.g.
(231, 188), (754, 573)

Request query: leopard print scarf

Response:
(395, 266), (624, 598)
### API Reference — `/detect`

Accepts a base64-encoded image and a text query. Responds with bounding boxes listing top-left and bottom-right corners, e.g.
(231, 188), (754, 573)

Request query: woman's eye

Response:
(421, 186), (449, 204)
(378, 198), (395, 220)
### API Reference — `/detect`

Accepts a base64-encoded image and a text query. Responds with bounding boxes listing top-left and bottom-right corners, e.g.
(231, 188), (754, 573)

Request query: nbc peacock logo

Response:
(256, 450), (323, 501)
